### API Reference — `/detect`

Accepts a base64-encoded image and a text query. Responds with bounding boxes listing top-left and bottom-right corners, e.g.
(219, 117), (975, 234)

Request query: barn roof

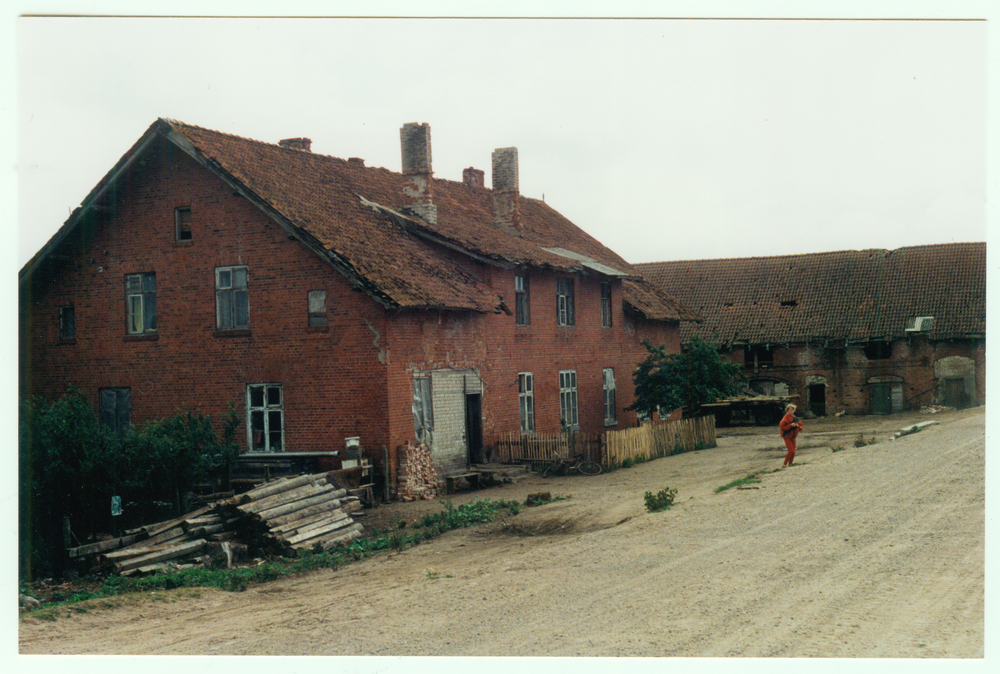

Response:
(636, 243), (985, 346)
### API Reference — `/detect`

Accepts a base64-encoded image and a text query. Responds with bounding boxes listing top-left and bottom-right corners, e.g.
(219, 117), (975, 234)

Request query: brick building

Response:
(19, 118), (696, 488)
(636, 244), (985, 418)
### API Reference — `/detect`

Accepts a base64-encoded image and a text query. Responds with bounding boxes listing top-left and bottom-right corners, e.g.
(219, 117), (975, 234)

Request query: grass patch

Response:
(21, 497), (522, 617)
(714, 473), (763, 493)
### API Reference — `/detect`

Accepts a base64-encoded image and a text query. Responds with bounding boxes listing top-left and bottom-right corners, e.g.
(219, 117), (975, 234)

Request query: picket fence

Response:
(495, 416), (717, 468)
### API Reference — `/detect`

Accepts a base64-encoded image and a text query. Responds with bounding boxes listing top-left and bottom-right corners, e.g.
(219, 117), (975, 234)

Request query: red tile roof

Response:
(22, 118), (691, 321)
(636, 243), (985, 345)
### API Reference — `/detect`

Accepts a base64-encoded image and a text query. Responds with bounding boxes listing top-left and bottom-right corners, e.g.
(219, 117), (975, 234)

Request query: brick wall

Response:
(21, 137), (681, 491)
(722, 337), (985, 416)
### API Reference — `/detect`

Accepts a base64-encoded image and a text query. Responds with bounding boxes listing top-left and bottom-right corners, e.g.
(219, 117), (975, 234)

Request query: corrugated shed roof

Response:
(636, 243), (985, 345)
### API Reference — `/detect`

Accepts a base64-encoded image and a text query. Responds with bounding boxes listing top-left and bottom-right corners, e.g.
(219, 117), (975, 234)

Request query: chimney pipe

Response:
(279, 137), (312, 152)
(463, 167), (485, 188)
(399, 123), (437, 225)
(492, 147), (520, 235)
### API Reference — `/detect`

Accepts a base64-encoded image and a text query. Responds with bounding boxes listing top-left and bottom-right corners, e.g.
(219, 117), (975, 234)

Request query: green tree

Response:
(630, 336), (747, 417)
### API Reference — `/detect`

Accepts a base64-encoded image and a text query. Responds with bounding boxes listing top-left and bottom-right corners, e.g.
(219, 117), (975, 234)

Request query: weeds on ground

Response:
(832, 446), (846, 453)
(644, 487), (678, 512)
(714, 474), (763, 493)
(524, 493), (569, 507)
(425, 570), (453, 581)
(854, 433), (879, 447)
(21, 497), (522, 617)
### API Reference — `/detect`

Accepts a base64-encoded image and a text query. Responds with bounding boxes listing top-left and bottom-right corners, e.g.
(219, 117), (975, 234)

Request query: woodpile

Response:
(396, 441), (442, 501)
(67, 472), (365, 577)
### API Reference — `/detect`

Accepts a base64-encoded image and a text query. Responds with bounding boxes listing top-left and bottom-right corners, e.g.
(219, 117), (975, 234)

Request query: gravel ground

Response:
(19, 407), (985, 658)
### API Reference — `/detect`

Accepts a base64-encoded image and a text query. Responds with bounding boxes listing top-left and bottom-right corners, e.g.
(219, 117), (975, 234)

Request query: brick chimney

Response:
(463, 167), (485, 188)
(492, 147), (520, 235)
(279, 137), (312, 152)
(399, 123), (437, 225)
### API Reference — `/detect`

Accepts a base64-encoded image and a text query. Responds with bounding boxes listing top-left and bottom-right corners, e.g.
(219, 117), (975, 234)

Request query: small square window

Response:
(308, 290), (327, 327)
(175, 207), (192, 241)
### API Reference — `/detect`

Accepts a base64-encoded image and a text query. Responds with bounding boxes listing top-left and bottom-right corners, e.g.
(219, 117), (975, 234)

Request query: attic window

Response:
(780, 300), (798, 307)
(863, 341), (892, 360)
(905, 316), (934, 332)
(175, 207), (192, 241)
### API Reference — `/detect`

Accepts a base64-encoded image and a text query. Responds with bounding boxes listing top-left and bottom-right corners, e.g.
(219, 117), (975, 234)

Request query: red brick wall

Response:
(21, 141), (392, 456)
(720, 337), (985, 416)
(21, 139), (681, 489)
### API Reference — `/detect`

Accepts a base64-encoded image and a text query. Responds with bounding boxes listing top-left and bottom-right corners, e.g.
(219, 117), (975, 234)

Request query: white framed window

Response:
(603, 367), (616, 425)
(126, 273), (157, 334)
(515, 274), (530, 326)
(559, 369), (579, 431)
(308, 290), (327, 327)
(216, 266), (249, 330)
(518, 372), (535, 433)
(557, 278), (574, 326)
(413, 375), (434, 444)
(248, 383), (283, 452)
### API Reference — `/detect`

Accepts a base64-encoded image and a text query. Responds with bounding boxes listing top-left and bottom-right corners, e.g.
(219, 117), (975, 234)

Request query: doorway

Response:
(465, 394), (483, 464)
(808, 383), (826, 417)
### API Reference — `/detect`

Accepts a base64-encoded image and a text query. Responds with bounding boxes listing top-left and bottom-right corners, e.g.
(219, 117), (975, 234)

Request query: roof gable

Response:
(22, 118), (693, 321)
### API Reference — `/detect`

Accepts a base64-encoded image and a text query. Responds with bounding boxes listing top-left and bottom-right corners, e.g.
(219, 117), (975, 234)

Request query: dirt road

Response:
(19, 407), (985, 657)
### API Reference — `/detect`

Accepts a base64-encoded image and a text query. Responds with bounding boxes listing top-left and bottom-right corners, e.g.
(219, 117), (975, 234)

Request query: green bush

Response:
(19, 388), (243, 581)
(644, 487), (678, 512)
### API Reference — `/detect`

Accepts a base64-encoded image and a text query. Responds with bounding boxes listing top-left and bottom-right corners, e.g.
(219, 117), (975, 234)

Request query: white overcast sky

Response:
(11, 2), (994, 269)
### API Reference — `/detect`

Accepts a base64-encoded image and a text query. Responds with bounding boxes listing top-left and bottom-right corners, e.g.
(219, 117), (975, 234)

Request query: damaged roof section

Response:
(636, 244), (985, 346)
(23, 118), (692, 322)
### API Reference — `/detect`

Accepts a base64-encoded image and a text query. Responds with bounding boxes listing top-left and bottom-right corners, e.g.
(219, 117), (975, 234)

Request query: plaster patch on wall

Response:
(363, 318), (387, 364)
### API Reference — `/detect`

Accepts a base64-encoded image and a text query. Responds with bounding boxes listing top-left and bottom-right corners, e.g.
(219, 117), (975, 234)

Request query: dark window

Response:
(515, 274), (530, 326)
(308, 290), (327, 327)
(216, 266), (249, 330)
(863, 341), (893, 360)
(601, 282), (612, 328)
(175, 207), (192, 241)
(126, 273), (157, 334)
(744, 344), (773, 369)
(248, 384), (283, 452)
(99, 388), (132, 433)
(59, 305), (75, 340)
(557, 278), (575, 326)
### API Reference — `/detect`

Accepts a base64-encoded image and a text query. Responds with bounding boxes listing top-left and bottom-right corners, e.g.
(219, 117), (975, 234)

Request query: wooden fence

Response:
(495, 416), (717, 468)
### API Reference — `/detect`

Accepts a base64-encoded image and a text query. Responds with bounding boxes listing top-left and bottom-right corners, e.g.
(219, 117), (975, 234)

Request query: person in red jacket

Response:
(779, 403), (804, 467)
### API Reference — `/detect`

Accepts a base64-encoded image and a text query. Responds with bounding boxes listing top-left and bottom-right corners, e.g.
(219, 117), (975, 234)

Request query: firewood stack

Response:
(396, 441), (443, 501)
(68, 472), (364, 577)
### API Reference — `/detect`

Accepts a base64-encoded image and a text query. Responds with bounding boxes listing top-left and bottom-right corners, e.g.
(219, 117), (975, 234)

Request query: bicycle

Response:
(542, 452), (603, 478)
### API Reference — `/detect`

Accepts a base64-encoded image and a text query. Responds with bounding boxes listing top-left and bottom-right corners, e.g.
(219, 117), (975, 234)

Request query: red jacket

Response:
(779, 413), (803, 441)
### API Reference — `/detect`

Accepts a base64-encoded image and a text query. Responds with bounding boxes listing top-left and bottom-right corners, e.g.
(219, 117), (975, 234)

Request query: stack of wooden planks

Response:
(67, 472), (365, 577)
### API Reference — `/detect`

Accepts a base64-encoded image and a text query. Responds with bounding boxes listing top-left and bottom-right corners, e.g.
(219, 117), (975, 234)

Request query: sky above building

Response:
(12, 4), (992, 269)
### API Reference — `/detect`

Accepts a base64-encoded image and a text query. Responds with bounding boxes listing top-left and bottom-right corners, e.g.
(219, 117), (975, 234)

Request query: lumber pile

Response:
(396, 441), (442, 501)
(67, 472), (364, 577)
